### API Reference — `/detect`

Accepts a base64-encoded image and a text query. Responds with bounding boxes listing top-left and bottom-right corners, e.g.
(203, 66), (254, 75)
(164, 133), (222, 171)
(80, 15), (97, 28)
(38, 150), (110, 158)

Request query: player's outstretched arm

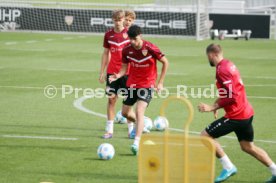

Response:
(198, 102), (220, 113)
(109, 63), (128, 83)
(156, 56), (169, 92)
(99, 48), (109, 83)
(213, 98), (220, 119)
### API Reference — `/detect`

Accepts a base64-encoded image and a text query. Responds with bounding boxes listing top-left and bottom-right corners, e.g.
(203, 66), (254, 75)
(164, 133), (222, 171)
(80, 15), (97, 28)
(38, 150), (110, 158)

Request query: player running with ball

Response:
(109, 25), (169, 155)
(198, 43), (276, 183)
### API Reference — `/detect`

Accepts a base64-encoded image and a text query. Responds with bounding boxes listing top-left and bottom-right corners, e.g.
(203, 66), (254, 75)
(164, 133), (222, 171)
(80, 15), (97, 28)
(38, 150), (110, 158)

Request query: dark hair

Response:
(206, 43), (222, 54)
(127, 25), (142, 38)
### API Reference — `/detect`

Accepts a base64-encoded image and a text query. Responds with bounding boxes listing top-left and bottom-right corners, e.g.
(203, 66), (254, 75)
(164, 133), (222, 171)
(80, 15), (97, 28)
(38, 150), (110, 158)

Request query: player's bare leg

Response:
(201, 130), (226, 158)
(239, 141), (276, 182)
(103, 94), (117, 139)
(127, 119), (134, 138)
(122, 105), (136, 138)
(240, 141), (273, 166)
(201, 130), (237, 182)
(122, 104), (136, 122)
(130, 100), (147, 155)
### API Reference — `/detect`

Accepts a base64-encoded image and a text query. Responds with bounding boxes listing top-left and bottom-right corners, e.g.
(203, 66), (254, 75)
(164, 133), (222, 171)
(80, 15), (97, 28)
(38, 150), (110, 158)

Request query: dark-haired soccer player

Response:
(198, 43), (276, 183)
(109, 25), (169, 155)
(99, 9), (130, 139)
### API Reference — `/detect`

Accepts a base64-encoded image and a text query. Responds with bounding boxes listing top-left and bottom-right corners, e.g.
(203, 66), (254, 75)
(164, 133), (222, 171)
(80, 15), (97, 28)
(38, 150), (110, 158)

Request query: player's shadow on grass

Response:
(83, 157), (104, 161)
(118, 153), (134, 156)
(84, 153), (133, 161)
(227, 180), (264, 183)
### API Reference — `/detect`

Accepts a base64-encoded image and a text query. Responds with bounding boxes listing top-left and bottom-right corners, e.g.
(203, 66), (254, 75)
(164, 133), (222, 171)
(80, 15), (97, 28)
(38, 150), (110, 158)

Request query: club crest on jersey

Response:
(123, 33), (128, 39)
(142, 49), (148, 56)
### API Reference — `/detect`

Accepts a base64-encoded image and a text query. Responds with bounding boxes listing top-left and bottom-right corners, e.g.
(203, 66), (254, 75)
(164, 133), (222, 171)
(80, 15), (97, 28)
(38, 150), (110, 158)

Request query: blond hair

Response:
(125, 10), (136, 20)
(112, 9), (125, 20)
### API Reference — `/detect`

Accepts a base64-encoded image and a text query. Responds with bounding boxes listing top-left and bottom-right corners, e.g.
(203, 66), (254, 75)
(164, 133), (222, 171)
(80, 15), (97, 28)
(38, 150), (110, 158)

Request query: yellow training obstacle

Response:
(139, 96), (216, 183)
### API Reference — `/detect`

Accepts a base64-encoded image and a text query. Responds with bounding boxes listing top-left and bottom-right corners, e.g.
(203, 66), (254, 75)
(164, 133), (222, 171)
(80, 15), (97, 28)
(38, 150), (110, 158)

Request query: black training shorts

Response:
(205, 116), (254, 142)
(106, 74), (128, 96)
(123, 88), (153, 106)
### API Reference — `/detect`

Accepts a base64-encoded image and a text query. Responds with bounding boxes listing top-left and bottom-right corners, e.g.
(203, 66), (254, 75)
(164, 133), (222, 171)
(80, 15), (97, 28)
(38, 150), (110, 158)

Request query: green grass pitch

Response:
(0, 32), (276, 183)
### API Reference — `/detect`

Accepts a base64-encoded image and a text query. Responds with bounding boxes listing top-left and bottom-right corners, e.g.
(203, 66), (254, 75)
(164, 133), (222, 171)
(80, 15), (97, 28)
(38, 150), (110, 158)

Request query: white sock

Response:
(134, 137), (141, 147)
(128, 122), (134, 134)
(269, 163), (276, 176)
(219, 155), (234, 170)
(105, 120), (113, 133)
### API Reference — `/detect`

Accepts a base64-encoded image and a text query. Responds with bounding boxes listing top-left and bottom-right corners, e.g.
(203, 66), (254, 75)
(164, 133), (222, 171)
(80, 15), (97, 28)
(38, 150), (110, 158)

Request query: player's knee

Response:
(240, 144), (254, 154)
(200, 130), (209, 137)
(108, 97), (117, 105)
(121, 110), (129, 118)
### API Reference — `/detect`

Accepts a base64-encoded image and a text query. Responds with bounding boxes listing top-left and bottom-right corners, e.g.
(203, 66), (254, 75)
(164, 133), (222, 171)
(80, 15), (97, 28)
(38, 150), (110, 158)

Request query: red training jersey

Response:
(216, 59), (254, 119)
(122, 40), (164, 88)
(103, 28), (130, 74)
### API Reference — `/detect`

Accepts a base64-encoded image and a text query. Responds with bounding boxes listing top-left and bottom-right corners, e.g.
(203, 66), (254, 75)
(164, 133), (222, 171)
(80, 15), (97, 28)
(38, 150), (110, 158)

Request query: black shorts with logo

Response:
(106, 74), (128, 96)
(123, 88), (153, 106)
(205, 116), (254, 142)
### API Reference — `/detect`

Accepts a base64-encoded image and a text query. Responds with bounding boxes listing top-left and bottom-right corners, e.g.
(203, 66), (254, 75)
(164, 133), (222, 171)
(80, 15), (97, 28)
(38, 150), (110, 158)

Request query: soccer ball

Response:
(143, 116), (153, 132)
(97, 143), (115, 160)
(114, 110), (127, 124)
(153, 116), (169, 131)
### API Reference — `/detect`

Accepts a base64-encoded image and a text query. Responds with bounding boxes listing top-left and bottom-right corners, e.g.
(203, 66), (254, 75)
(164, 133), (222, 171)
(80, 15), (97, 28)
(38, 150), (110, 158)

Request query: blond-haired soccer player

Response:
(124, 10), (136, 29)
(123, 9), (136, 137)
(99, 9), (130, 139)
(109, 25), (169, 155)
(198, 43), (276, 183)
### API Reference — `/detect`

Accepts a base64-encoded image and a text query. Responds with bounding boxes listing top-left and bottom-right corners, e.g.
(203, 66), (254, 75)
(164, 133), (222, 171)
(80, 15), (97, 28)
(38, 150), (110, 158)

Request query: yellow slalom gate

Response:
(139, 96), (216, 183)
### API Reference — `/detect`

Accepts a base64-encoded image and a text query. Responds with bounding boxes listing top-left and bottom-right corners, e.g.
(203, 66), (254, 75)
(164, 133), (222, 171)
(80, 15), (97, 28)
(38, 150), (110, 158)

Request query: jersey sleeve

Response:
(103, 32), (109, 48)
(148, 43), (165, 60)
(217, 67), (237, 107)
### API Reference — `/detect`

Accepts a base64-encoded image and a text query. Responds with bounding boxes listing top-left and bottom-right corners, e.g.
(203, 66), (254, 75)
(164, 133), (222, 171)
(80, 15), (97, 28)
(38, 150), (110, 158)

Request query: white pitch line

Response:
(8, 48), (46, 52)
(169, 128), (276, 144)
(145, 141), (226, 148)
(5, 42), (17, 45)
(247, 96), (276, 100)
(63, 37), (74, 40)
(45, 38), (54, 42)
(0, 85), (63, 90)
(166, 73), (276, 80)
(0, 85), (45, 89)
(243, 76), (276, 80)
(25, 40), (37, 44)
(73, 96), (276, 144)
(166, 85), (210, 88)
(73, 96), (106, 118)
(2, 134), (78, 141)
(167, 72), (189, 76)
(45, 68), (96, 72)
(245, 84), (276, 87)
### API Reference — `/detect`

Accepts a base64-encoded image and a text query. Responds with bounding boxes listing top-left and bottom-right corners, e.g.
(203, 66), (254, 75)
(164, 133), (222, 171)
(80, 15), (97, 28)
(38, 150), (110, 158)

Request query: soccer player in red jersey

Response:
(109, 25), (169, 155)
(198, 44), (276, 183)
(124, 10), (136, 29)
(99, 10), (130, 139)
(124, 9), (136, 138)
